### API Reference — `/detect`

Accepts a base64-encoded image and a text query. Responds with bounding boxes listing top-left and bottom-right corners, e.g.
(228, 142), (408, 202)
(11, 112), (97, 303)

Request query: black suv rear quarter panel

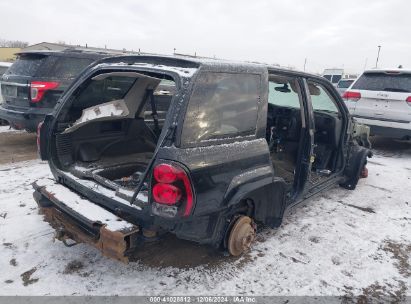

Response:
(152, 65), (285, 244)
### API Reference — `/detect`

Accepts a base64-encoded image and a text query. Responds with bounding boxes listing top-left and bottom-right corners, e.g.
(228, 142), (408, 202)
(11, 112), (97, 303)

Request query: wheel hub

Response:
(228, 216), (256, 256)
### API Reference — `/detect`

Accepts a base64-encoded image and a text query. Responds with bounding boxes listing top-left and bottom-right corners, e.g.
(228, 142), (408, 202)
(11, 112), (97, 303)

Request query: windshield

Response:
(352, 72), (411, 92)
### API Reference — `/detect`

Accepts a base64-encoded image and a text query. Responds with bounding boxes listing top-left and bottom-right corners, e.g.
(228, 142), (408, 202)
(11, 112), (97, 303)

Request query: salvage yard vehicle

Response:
(343, 68), (411, 140)
(33, 55), (372, 262)
(0, 50), (110, 132)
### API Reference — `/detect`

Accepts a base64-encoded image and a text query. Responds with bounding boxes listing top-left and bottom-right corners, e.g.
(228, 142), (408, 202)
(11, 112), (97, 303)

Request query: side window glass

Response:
(268, 80), (301, 108)
(182, 72), (260, 145)
(308, 81), (339, 113)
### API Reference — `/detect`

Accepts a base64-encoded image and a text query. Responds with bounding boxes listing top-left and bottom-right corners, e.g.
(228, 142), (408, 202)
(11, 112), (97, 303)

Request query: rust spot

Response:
(40, 205), (139, 263)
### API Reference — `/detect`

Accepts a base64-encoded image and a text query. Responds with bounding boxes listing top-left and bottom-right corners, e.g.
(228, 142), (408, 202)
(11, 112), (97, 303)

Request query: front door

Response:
(305, 79), (345, 187)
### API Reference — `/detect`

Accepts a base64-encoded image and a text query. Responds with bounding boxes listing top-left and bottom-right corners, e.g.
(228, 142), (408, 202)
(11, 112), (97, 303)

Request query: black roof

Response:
(95, 54), (326, 81)
(95, 54), (271, 74)
(15, 49), (120, 58)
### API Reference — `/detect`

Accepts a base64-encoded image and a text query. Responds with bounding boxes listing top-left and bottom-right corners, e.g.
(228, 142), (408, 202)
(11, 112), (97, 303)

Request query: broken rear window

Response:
(181, 72), (260, 145)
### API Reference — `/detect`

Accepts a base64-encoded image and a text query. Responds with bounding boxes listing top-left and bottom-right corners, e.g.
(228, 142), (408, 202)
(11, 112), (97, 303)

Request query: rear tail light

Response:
(406, 96), (411, 106)
(152, 163), (194, 217)
(154, 164), (180, 184)
(342, 91), (361, 102)
(153, 183), (182, 205)
(30, 81), (60, 103)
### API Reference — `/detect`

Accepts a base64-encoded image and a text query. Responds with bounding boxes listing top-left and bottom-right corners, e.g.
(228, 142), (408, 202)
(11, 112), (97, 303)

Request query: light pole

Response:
(375, 45), (381, 68)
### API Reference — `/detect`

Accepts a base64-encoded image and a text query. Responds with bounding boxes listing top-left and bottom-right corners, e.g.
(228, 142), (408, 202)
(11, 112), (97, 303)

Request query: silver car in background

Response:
(342, 68), (411, 139)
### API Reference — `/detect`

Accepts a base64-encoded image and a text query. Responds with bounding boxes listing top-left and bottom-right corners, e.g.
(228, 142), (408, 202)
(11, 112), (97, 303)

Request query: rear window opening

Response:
(53, 70), (177, 195)
(352, 72), (411, 92)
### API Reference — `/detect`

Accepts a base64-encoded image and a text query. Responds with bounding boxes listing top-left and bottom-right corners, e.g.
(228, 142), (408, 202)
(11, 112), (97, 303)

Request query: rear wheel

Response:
(227, 216), (256, 256)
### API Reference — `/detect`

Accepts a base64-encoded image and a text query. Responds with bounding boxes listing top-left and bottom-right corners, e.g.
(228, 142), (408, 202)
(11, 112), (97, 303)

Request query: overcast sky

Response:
(1, 0), (409, 74)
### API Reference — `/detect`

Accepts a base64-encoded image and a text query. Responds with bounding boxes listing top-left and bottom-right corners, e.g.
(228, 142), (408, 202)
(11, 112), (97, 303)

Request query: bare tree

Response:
(0, 38), (29, 48)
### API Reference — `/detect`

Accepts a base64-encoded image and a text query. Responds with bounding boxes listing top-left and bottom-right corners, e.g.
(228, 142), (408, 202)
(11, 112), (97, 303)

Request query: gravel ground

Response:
(0, 128), (410, 301)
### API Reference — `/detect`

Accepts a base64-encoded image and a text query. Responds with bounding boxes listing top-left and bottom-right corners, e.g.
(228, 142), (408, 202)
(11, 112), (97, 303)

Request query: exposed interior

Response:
(53, 70), (176, 193)
(53, 69), (344, 197)
(266, 74), (344, 190)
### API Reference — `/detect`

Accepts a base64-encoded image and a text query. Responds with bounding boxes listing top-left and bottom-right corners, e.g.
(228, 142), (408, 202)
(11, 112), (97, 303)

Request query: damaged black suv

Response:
(33, 55), (372, 262)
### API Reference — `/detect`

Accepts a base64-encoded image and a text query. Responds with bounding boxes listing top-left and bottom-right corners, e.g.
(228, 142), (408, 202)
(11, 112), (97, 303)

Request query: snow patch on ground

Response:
(0, 153), (410, 297)
(0, 126), (24, 134)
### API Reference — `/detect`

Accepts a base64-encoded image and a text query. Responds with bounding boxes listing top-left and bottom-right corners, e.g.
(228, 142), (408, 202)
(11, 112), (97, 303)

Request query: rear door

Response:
(1, 53), (48, 108)
(350, 71), (411, 122)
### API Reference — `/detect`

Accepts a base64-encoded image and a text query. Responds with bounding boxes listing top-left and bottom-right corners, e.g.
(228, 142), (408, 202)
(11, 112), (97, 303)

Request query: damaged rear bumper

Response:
(32, 178), (140, 263)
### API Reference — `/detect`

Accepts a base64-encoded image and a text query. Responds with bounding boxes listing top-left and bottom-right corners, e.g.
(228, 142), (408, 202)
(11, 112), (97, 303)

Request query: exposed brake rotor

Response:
(227, 216), (256, 256)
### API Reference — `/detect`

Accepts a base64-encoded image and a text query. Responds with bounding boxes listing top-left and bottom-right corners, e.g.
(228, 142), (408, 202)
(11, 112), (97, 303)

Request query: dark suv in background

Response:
(0, 50), (112, 132)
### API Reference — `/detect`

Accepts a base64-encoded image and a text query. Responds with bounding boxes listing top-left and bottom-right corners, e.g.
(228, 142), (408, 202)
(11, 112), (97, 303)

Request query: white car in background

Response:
(343, 68), (411, 140)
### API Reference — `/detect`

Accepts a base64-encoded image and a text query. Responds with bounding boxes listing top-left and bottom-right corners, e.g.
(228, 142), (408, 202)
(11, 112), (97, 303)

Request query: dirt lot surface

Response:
(0, 128), (410, 300)
(0, 127), (37, 165)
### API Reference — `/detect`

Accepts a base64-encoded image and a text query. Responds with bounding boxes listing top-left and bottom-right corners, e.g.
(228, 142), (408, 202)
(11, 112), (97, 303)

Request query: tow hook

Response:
(55, 228), (78, 247)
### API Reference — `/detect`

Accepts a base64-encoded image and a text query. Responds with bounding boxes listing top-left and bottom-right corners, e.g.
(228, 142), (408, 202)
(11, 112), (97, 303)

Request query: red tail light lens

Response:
(406, 96), (411, 105)
(30, 81), (60, 103)
(154, 164), (179, 183)
(342, 91), (361, 102)
(153, 183), (182, 205)
(152, 163), (194, 216)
